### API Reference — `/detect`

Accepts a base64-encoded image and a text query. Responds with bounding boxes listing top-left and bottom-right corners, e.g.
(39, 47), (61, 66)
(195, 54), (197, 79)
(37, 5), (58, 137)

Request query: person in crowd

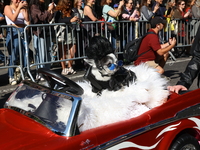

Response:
(139, 0), (159, 35)
(164, 0), (176, 39)
(73, 0), (84, 19)
(29, 0), (55, 80)
(121, 0), (140, 22)
(167, 25), (200, 93)
(173, 0), (191, 21)
(134, 17), (176, 74)
(152, 0), (166, 19)
(83, 0), (99, 38)
(185, 0), (195, 15)
(4, 0), (29, 85)
(173, 0), (191, 56)
(54, 0), (78, 75)
(101, 0), (124, 50)
(73, 0), (85, 70)
(0, 2), (5, 39)
(84, 0), (98, 21)
(140, 0), (159, 21)
(121, 0), (140, 41)
(190, 0), (200, 39)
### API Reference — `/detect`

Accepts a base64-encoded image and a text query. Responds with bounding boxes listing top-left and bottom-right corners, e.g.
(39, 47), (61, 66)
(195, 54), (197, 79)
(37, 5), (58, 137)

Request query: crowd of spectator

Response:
(0, 0), (200, 85)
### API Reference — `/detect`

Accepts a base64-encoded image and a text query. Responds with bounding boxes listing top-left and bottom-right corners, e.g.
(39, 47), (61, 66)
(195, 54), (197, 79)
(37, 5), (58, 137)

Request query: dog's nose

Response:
(117, 60), (123, 67)
(108, 64), (117, 70)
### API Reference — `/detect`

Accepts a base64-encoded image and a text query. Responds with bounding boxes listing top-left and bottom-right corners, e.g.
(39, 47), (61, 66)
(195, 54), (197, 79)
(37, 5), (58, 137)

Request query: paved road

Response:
(0, 56), (198, 108)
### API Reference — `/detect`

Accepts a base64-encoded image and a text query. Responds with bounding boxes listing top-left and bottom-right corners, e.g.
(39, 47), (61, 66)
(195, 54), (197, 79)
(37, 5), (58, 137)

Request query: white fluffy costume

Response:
(77, 64), (169, 132)
(76, 36), (169, 132)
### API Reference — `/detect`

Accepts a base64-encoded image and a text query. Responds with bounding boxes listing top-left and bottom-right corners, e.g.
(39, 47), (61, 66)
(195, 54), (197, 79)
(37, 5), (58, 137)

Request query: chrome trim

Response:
(91, 103), (200, 150)
(6, 80), (82, 137)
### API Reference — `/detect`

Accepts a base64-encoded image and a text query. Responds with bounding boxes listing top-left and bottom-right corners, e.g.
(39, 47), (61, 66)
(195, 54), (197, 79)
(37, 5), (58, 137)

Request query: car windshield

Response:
(5, 83), (73, 134)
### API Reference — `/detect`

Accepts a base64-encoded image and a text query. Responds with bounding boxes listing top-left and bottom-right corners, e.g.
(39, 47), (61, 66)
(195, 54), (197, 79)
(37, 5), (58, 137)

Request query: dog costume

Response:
(76, 36), (169, 131)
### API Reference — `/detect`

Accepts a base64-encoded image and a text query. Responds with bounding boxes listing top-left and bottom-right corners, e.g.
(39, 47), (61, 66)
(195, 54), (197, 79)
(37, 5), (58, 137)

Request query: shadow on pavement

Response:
(0, 93), (11, 108)
(164, 70), (181, 79)
(0, 73), (9, 86)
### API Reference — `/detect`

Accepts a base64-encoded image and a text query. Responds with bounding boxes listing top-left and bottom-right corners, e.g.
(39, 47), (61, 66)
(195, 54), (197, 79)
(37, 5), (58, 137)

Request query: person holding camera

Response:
(4, 0), (30, 85)
(134, 17), (176, 75)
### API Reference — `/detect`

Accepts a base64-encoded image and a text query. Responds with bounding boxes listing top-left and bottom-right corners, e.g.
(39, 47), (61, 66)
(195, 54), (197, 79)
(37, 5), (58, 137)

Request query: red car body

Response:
(0, 80), (200, 150)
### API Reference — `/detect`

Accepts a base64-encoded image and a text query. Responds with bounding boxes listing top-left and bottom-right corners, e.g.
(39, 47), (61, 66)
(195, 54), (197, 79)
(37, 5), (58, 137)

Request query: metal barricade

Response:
(0, 25), (25, 81)
(20, 18), (199, 81)
(24, 22), (108, 81)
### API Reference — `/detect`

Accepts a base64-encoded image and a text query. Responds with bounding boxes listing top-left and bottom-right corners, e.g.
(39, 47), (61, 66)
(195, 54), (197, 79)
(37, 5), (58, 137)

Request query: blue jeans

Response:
(6, 27), (27, 78)
(34, 35), (51, 69)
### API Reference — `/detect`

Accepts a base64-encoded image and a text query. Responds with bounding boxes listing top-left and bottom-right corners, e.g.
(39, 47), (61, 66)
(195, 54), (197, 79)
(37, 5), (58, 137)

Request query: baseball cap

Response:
(113, 4), (119, 8)
(150, 17), (167, 28)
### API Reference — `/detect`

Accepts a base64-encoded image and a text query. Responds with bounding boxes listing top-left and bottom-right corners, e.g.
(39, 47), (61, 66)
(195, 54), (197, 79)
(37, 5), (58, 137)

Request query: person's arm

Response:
(107, 0), (124, 18)
(22, 8), (30, 24)
(0, 13), (4, 22)
(30, 5), (53, 24)
(184, 10), (190, 18)
(83, 5), (98, 21)
(157, 37), (176, 55)
(129, 9), (140, 21)
(141, 6), (154, 20)
(192, 6), (200, 18)
(4, 1), (27, 22)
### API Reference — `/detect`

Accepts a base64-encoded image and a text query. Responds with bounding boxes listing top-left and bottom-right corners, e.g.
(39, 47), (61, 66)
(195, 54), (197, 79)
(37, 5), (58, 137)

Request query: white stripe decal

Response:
(188, 117), (200, 130)
(156, 122), (181, 138)
(107, 140), (161, 150)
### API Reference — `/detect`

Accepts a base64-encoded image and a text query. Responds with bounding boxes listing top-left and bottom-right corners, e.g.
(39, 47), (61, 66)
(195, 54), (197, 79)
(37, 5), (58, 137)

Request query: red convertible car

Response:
(0, 69), (200, 150)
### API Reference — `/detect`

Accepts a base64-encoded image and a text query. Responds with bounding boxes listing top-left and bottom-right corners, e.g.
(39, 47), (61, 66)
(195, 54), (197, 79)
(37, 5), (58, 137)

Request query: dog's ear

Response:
(84, 59), (96, 67)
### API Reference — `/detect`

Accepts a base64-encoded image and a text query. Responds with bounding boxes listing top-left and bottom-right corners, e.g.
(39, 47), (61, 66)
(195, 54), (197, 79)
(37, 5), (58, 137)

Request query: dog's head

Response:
(85, 36), (122, 77)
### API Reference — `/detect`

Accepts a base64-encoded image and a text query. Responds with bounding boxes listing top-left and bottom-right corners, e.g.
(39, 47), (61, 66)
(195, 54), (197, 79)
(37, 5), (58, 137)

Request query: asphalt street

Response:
(0, 56), (198, 108)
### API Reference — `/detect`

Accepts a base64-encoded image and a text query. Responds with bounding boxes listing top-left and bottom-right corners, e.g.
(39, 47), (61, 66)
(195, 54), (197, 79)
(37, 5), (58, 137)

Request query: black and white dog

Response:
(84, 36), (137, 94)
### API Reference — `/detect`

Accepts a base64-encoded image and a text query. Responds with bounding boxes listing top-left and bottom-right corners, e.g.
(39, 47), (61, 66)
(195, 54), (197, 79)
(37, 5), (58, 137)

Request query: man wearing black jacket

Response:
(168, 25), (200, 93)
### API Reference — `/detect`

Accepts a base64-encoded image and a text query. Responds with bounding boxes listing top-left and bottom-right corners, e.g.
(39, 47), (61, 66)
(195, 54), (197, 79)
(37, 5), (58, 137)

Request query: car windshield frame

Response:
(4, 80), (82, 136)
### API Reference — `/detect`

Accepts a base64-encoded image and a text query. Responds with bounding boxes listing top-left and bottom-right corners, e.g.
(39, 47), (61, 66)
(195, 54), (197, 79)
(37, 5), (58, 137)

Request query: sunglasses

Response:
(181, 3), (185, 5)
(129, 3), (133, 4)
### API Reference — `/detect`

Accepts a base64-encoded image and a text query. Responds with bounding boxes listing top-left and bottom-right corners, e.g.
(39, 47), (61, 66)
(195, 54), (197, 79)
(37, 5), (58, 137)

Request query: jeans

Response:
(34, 35), (51, 69)
(6, 27), (27, 78)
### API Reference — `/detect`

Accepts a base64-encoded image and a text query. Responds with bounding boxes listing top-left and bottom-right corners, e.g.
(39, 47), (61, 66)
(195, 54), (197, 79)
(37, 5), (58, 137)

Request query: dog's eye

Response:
(107, 63), (112, 68)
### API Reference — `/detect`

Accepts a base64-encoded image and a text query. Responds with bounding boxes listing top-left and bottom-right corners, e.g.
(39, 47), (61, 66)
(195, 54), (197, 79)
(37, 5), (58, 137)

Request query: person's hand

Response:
(167, 85), (187, 94)
(48, 2), (55, 11)
(119, 0), (124, 8)
(19, 1), (28, 9)
(169, 37), (176, 46)
(153, 3), (159, 13)
(70, 16), (78, 23)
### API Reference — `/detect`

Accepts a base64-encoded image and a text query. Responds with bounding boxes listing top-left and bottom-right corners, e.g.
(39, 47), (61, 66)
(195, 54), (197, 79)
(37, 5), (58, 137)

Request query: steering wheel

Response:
(37, 68), (84, 96)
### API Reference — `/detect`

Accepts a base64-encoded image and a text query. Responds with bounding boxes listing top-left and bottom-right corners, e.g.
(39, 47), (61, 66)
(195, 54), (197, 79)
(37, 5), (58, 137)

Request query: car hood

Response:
(0, 109), (63, 149)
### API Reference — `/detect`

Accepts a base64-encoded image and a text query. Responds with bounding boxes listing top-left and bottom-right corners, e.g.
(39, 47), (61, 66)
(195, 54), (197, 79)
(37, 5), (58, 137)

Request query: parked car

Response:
(0, 68), (200, 150)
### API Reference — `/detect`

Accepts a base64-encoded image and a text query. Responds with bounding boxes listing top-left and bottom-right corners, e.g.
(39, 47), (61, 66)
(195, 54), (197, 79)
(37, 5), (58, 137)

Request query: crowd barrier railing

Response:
(1, 18), (199, 82)
(0, 25), (25, 80)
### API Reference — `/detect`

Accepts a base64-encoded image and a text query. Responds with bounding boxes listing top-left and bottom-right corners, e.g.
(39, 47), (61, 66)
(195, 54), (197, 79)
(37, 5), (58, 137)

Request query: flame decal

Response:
(107, 140), (162, 150)
(156, 122), (181, 138)
(104, 118), (200, 149)
(107, 122), (181, 150)
(188, 117), (200, 130)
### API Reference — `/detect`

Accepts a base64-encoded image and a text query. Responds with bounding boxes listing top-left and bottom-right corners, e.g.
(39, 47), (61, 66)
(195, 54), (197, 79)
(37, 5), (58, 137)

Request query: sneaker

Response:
(68, 67), (76, 75)
(14, 67), (21, 82)
(61, 68), (69, 75)
(36, 75), (45, 81)
(9, 78), (17, 85)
